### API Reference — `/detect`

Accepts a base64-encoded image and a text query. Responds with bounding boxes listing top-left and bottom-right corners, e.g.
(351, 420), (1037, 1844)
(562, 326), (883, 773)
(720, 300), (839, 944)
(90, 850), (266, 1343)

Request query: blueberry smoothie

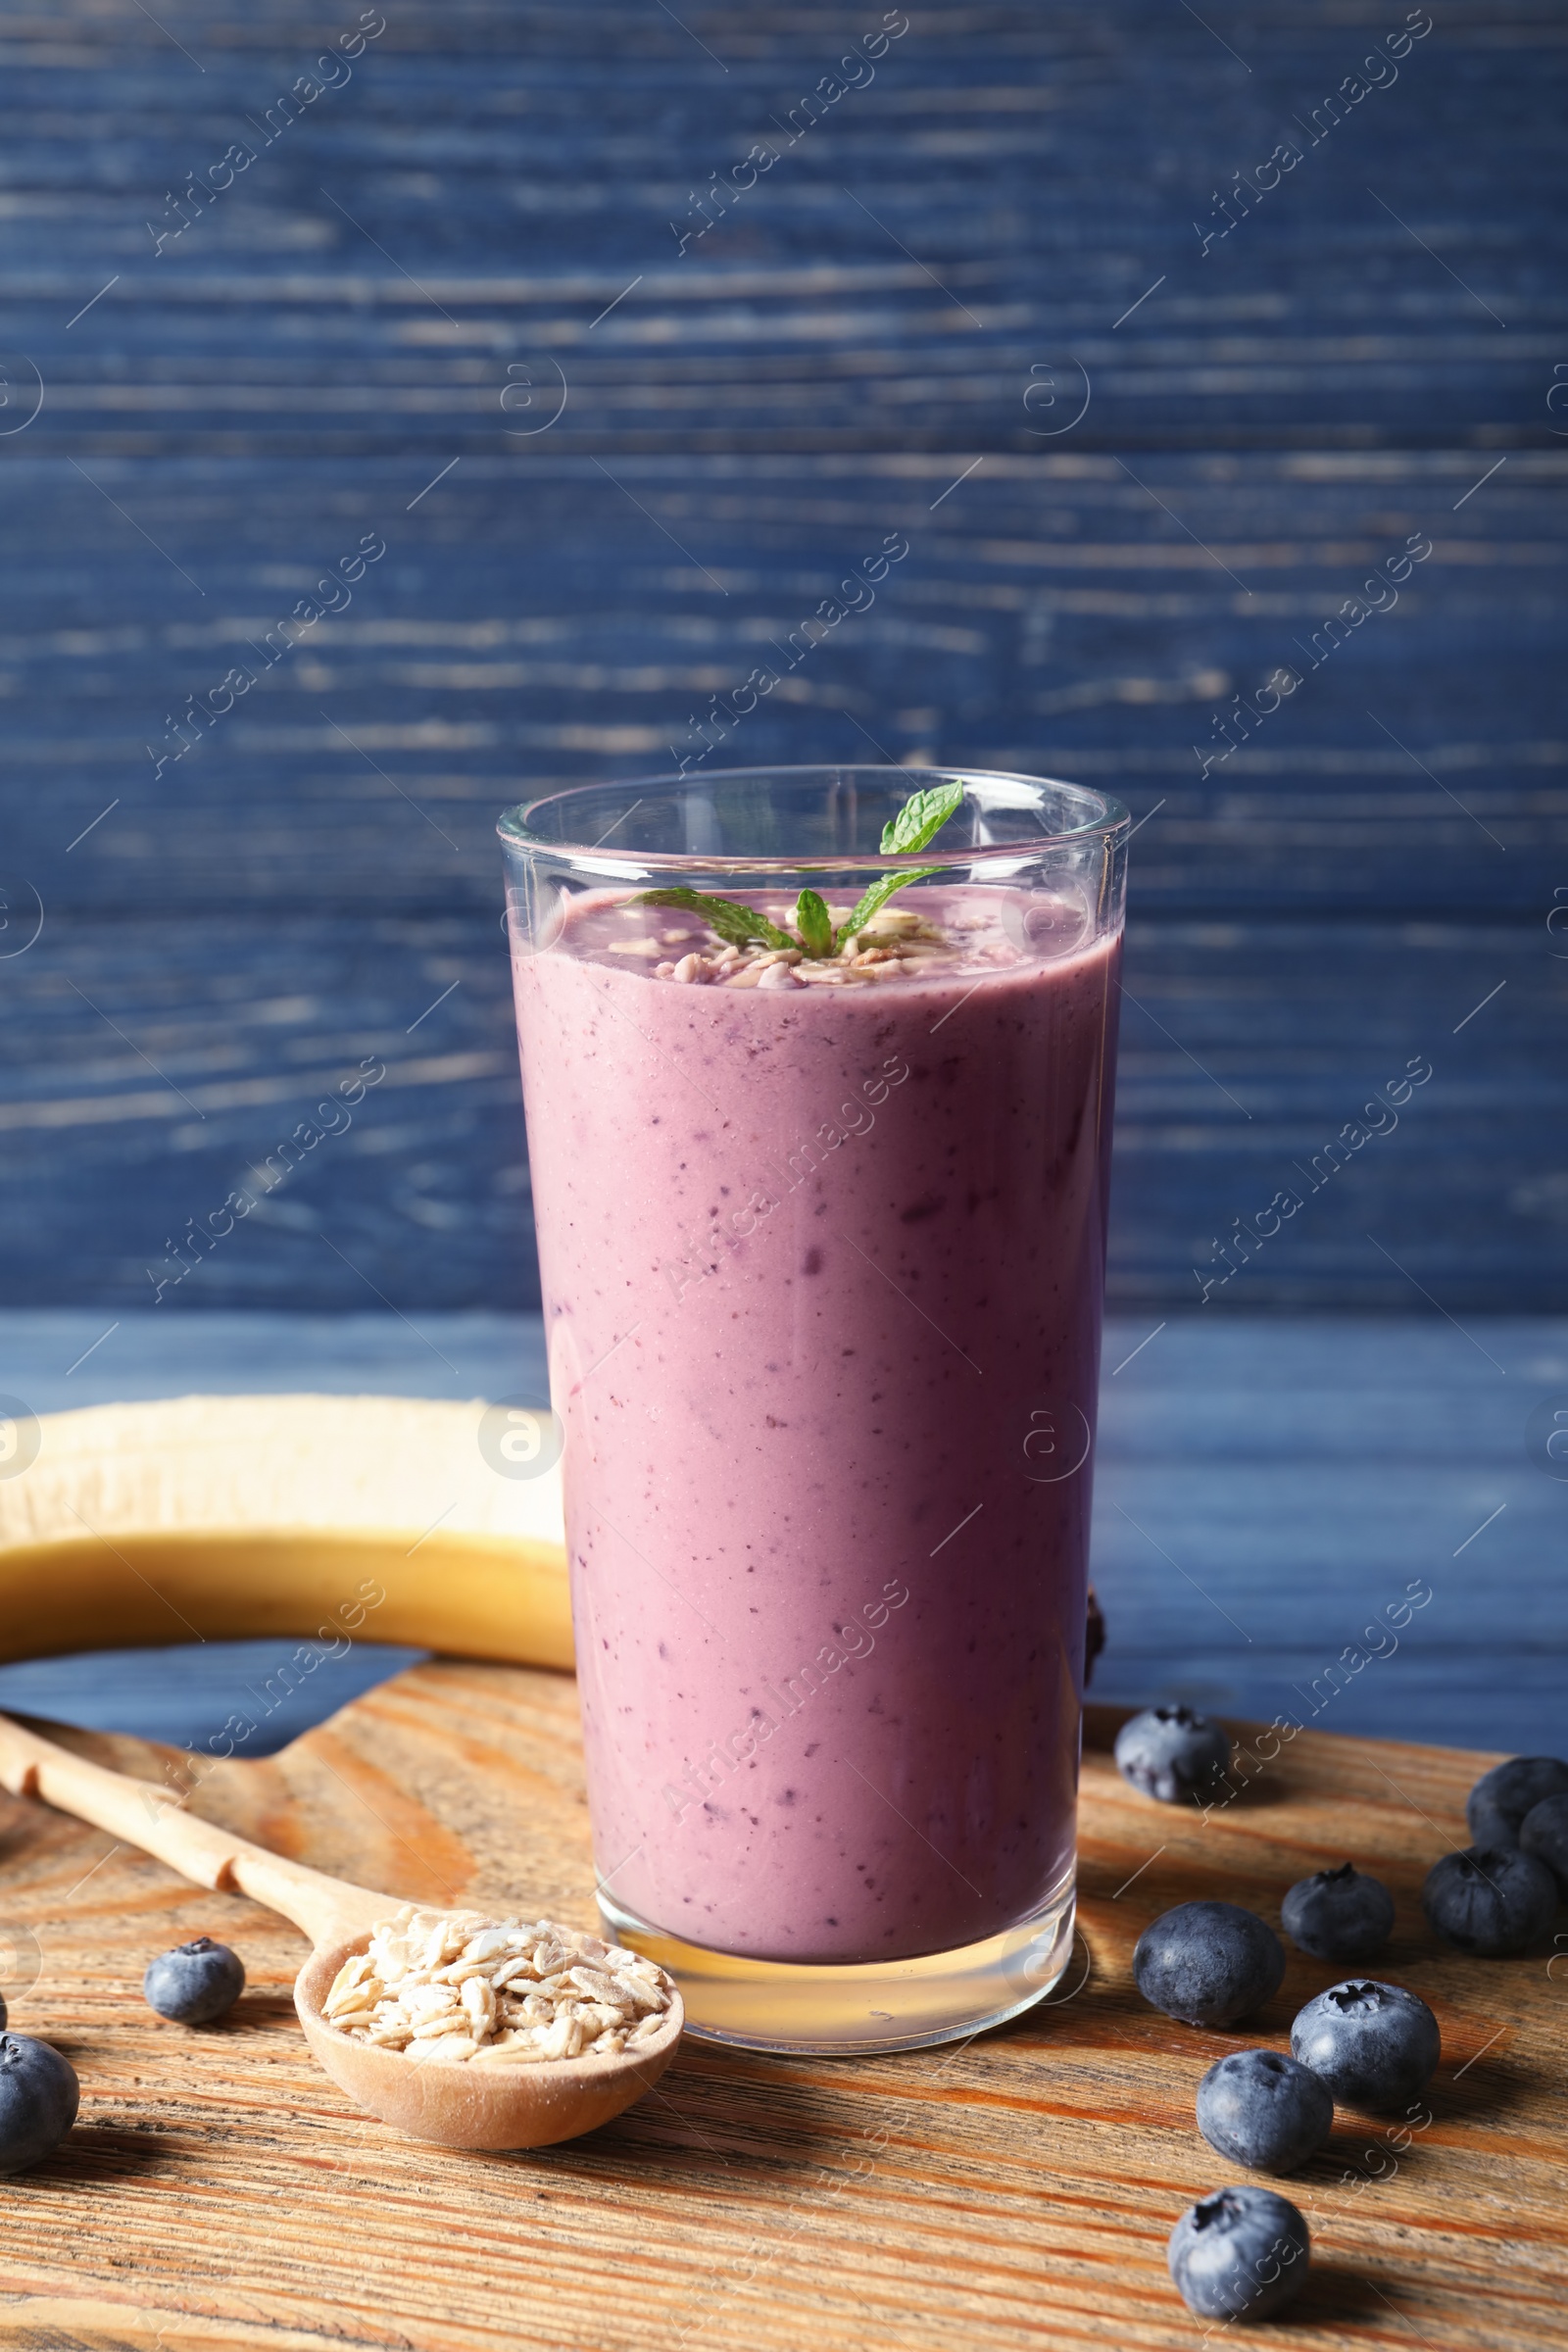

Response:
(512, 885), (1120, 1966)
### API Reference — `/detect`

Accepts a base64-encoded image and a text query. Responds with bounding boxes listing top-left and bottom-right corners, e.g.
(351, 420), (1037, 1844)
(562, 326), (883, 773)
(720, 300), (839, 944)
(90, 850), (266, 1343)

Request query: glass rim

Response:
(497, 763), (1130, 873)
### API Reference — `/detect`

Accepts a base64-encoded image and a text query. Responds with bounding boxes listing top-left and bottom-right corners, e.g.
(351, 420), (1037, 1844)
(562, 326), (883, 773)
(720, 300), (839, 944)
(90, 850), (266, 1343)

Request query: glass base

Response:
(598, 1871), (1078, 2055)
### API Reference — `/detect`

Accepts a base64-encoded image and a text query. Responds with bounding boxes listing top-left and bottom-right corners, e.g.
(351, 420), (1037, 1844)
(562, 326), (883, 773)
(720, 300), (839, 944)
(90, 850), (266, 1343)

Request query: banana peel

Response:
(0, 1396), (573, 1671)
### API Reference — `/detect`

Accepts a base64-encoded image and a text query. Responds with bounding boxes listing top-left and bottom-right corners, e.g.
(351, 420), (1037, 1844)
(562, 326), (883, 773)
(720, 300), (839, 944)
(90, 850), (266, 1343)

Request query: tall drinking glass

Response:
(499, 767), (1128, 2052)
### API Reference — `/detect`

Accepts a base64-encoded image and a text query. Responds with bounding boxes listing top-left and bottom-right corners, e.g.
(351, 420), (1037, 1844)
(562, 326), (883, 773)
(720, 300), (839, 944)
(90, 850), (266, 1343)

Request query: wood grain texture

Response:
(7, 905), (1566, 1312)
(1, 0), (1560, 456)
(0, 2), (1561, 1318)
(0, 1667), (1561, 2350)
(5, 453), (1564, 917)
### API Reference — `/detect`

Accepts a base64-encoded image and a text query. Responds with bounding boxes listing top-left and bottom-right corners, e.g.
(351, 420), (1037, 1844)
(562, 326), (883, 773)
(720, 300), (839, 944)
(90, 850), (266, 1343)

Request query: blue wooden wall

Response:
(1, 0), (1564, 1312)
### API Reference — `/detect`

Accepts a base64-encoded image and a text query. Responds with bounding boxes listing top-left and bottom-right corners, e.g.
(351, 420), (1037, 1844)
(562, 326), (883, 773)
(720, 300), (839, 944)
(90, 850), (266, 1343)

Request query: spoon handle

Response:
(0, 1709), (388, 1948)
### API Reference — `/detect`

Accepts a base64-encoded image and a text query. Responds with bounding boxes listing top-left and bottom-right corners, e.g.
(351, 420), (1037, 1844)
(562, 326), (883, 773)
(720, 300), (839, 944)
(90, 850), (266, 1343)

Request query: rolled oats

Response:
(322, 1909), (674, 2068)
(635, 906), (965, 988)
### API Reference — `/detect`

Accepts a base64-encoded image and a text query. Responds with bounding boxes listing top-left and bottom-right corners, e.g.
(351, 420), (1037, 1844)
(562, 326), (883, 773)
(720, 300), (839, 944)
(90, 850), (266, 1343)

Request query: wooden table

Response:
(0, 1664), (1561, 2350)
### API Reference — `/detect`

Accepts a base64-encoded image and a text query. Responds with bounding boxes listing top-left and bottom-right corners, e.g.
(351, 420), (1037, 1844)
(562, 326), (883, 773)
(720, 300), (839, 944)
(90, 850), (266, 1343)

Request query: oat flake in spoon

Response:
(323, 1907), (674, 2066)
(0, 1708), (684, 2147)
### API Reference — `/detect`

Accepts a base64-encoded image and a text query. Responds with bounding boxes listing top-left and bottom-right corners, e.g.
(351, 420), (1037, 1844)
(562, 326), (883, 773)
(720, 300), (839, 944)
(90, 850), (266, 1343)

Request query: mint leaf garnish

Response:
(633, 887), (794, 951)
(841, 781), (964, 941)
(632, 783), (964, 962)
(837, 865), (943, 946)
(879, 780), (964, 857)
(794, 888), (834, 958)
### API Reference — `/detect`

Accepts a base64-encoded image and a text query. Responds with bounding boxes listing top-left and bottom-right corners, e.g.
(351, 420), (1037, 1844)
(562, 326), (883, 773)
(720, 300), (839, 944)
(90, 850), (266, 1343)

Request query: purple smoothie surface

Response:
(513, 884), (1121, 1965)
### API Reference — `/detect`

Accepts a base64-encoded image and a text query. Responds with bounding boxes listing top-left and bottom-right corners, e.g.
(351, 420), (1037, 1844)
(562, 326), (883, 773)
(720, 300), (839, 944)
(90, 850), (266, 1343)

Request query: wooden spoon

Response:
(0, 1710), (682, 2150)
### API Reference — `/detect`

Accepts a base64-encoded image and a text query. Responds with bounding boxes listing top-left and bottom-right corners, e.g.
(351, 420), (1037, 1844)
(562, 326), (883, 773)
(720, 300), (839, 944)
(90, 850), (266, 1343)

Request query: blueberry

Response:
(1196, 2048), (1334, 2174)
(1133, 1902), (1285, 2027)
(1281, 1862), (1395, 1963)
(1167, 2183), (1310, 2321)
(1290, 1979), (1439, 2110)
(1114, 1705), (1232, 1806)
(142, 1936), (245, 2025)
(0, 2034), (79, 2175)
(1422, 1845), (1557, 1957)
(1465, 1756), (1568, 1849)
(1520, 1792), (1568, 1896)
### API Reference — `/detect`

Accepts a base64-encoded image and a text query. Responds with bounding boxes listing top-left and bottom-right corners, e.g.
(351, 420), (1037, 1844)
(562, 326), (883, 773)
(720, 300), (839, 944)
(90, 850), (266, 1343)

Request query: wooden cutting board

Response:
(0, 1668), (1561, 2352)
